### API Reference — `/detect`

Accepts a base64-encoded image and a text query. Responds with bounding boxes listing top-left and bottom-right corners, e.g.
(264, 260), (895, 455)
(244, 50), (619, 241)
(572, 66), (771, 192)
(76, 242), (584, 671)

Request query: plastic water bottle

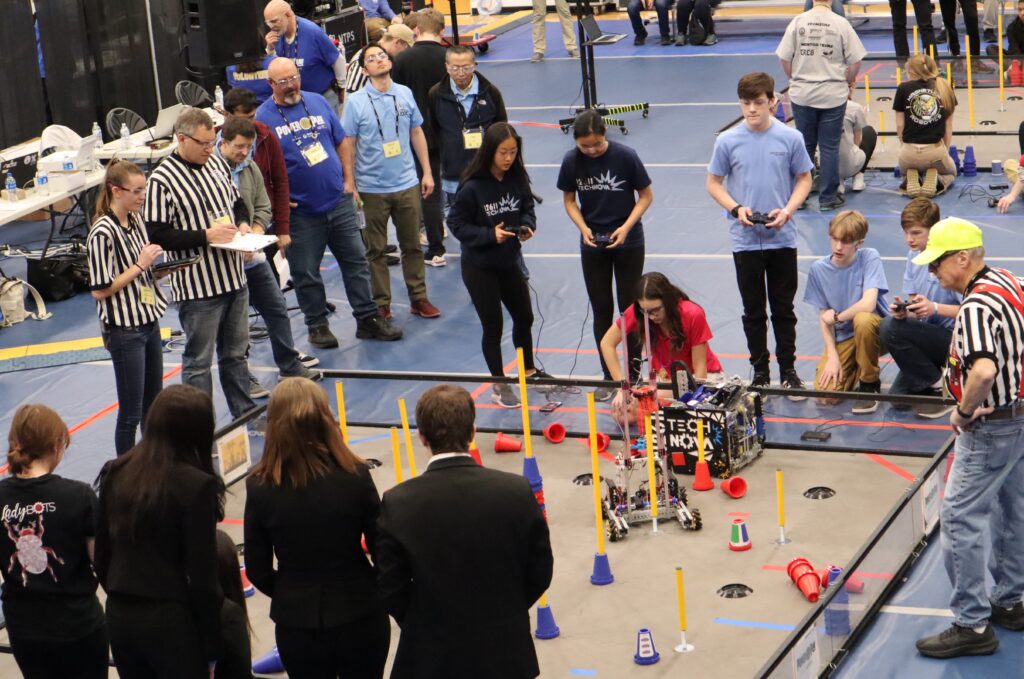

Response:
(5, 173), (17, 202)
(215, 85), (224, 110)
(120, 123), (131, 149)
(36, 169), (49, 196)
(91, 121), (102, 143)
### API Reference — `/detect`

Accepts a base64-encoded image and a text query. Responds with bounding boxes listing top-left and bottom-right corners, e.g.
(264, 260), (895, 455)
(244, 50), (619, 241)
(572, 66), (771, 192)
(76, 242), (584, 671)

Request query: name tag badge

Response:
(140, 285), (156, 306)
(463, 129), (483, 150)
(301, 141), (329, 167)
(382, 140), (402, 158)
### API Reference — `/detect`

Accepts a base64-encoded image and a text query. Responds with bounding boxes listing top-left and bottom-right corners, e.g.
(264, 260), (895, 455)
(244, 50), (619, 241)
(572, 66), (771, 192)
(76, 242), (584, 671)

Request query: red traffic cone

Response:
(728, 518), (752, 551)
(469, 442), (482, 465)
(494, 432), (522, 453)
(720, 476), (747, 499)
(787, 557), (821, 602)
(692, 458), (713, 491)
(240, 564), (255, 598)
(543, 422), (566, 444)
(578, 432), (611, 453)
(845, 575), (865, 594)
(1012, 59), (1024, 86)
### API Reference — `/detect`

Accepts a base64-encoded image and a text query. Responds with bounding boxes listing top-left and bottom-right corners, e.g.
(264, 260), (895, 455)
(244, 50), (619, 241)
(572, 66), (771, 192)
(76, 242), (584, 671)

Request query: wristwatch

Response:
(956, 406), (975, 419)
(730, 205), (742, 219)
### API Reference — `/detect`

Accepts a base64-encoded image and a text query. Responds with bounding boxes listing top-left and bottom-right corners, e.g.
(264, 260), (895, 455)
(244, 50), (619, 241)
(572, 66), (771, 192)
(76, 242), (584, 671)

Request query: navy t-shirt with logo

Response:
(0, 474), (104, 640)
(556, 140), (652, 250)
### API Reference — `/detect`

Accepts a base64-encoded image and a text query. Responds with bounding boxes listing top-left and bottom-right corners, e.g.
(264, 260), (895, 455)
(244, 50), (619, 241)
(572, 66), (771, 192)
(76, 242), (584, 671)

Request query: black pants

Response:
(858, 125), (878, 174)
(275, 610), (391, 679)
(462, 261), (535, 376)
(581, 245), (645, 380)
(677, 0), (714, 35)
(890, 0), (936, 57)
(10, 625), (109, 679)
(732, 247), (798, 375)
(415, 151), (445, 257)
(106, 595), (207, 679)
(939, 0), (980, 56)
(1018, 121), (1024, 154)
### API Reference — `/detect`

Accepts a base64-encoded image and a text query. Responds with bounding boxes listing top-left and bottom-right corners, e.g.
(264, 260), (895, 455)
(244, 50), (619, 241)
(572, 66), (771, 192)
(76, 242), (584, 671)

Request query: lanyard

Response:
(276, 98), (322, 149)
(283, 26), (299, 61)
(367, 93), (399, 141)
(106, 211), (152, 286)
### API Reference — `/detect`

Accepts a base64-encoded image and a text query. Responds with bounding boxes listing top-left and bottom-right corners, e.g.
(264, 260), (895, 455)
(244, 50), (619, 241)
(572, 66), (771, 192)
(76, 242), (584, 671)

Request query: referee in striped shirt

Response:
(144, 107), (257, 419)
(913, 218), (1024, 658)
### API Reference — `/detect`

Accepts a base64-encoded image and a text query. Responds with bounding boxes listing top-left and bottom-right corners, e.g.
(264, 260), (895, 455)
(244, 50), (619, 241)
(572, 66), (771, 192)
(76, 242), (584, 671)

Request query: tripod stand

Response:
(557, 0), (650, 135)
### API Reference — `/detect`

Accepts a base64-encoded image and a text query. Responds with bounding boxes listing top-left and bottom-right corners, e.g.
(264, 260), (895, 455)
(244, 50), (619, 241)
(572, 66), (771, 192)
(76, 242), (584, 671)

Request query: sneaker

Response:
(920, 167), (939, 197)
(852, 172), (866, 192)
(410, 298), (441, 318)
(916, 623), (998, 658)
(283, 365), (323, 382)
(356, 315), (403, 341)
(905, 168), (922, 197)
(492, 383), (520, 408)
(308, 324), (339, 349)
(660, 34), (671, 45)
(809, 172), (820, 195)
(985, 28), (997, 42)
(568, 49), (579, 58)
(326, 301), (336, 313)
(425, 254), (447, 267)
(633, 33), (647, 46)
(913, 399), (955, 419)
(378, 304), (392, 320)
(249, 376), (270, 399)
(298, 352), (320, 368)
(819, 194), (846, 212)
(973, 59), (996, 74)
(675, 34), (686, 46)
(527, 368), (554, 393)
(385, 243), (398, 254)
(702, 33), (718, 46)
(530, 52), (544, 63)
(386, 254), (400, 266)
(594, 386), (616, 402)
(419, 230), (428, 247)
(850, 380), (881, 414)
(780, 370), (807, 402)
(750, 371), (771, 389)
(837, 182), (845, 195)
(991, 602), (1024, 631)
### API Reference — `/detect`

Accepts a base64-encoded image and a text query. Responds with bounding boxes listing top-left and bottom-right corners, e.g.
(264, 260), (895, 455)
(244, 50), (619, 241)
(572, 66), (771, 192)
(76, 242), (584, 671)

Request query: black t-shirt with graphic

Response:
(557, 140), (652, 250)
(0, 474), (104, 640)
(893, 80), (954, 144)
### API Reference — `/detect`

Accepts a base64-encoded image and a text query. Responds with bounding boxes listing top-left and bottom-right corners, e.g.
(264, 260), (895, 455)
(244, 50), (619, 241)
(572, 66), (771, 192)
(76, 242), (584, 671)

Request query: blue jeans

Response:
(803, 0), (845, 15)
(102, 321), (164, 456)
(627, 0), (672, 36)
(879, 317), (952, 394)
(177, 287), (255, 419)
(790, 101), (847, 203)
(942, 415), (1024, 627)
(244, 259), (303, 375)
(287, 196), (376, 328)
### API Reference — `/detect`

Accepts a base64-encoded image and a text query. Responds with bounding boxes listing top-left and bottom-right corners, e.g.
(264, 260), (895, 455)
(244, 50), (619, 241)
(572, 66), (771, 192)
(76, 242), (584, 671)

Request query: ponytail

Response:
(905, 54), (956, 115)
(7, 404), (69, 475)
(93, 159), (145, 221)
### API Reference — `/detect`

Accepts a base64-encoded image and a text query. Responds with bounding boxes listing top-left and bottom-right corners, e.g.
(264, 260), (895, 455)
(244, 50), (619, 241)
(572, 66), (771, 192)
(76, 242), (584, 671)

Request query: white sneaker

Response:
(426, 254), (447, 267)
(419, 231), (428, 246)
(852, 172), (865, 192)
(837, 182), (845, 195)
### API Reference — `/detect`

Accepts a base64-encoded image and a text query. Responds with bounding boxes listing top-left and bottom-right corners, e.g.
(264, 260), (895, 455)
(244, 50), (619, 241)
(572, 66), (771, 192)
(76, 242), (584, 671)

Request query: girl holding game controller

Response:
(558, 110), (654, 402)
(448, 123), (551, 409)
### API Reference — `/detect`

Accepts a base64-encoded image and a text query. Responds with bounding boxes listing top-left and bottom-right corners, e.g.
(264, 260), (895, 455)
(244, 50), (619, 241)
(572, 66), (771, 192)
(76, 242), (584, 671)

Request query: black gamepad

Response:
(749, 212), (772, 225)
(501, 224), (528, 237)
(593, 233), (612, 246)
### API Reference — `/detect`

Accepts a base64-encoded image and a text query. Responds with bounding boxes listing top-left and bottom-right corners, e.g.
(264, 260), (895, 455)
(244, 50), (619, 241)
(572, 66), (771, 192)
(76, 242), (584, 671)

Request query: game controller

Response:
(593, 233), (613, 247)
(749, 212), (772, 225)
(988, 198), (1000, 208)
(501, 224), (528, 237)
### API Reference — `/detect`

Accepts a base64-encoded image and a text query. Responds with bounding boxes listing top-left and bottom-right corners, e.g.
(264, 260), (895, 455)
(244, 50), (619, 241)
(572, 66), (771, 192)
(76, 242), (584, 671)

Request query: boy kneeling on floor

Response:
(804, 210), (890, 413)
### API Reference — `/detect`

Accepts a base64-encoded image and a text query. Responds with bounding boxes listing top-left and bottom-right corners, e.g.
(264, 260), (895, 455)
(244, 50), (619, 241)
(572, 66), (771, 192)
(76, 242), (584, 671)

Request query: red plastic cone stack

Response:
(728, 518), (752, 551)
(786, 557), (821, 602)
(494, 432), (522, 453)
(240, 564), (255, 598)
(1012, 60), (1024, 86)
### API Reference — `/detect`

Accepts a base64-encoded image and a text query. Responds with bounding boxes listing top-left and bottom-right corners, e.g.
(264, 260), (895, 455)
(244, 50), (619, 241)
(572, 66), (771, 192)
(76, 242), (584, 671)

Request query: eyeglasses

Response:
(182, 134), (217, 149)
(271, 74), (300, 87)
(640, 304), (664, 316)
(447, 64), (476, 73)
(928, 251), (957, 273)
(114, 185), (146, 196)
(364, 53), (390, 64)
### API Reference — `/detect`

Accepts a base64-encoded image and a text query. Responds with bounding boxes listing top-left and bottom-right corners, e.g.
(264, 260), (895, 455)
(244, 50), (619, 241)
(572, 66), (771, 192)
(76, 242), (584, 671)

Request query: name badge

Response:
(382, 140), (402, 158)
(140, 285), (156, 306)
(463, 129), (483, 149)
(301, 141), (328, 167)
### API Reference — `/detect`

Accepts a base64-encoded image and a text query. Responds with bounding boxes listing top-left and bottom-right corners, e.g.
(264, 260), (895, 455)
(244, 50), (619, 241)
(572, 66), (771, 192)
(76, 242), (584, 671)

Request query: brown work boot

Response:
(410, 298), (441, 318)
(377, 304), (392, 321)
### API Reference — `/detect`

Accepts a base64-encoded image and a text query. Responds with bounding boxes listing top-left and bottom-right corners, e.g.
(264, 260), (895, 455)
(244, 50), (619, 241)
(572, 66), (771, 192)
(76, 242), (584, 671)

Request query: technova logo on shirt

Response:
(484, 194), (520, 217)
(576, 171), (626, 192)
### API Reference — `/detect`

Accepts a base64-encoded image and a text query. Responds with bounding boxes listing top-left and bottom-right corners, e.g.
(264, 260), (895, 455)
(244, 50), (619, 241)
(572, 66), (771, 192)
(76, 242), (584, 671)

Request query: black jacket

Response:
(391, 40), (449, 150)
(428, 73), (508, 182)
(376, 456), (553, 679)
(447, 172), (536, 271)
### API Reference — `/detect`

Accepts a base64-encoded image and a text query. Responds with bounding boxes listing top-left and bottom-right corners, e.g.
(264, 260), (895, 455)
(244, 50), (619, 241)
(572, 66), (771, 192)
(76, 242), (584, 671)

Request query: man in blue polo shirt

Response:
(341, 42), (441, 321)
(257, 57), (400, 348)
(264, 0), (347, 113)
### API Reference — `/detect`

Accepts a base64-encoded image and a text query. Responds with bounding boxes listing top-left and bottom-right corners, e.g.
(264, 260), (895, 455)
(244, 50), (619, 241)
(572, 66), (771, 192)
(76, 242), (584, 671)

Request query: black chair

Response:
(175, 80), (214, 107)
(105, 108), (148, 140)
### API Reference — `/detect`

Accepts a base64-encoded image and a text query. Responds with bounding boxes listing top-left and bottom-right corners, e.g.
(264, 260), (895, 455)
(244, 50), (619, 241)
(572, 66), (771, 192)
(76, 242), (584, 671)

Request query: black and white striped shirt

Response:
(346, 49), (369, 94)
(87, 212), (168, 327)
(143, 153), (245, 302)
(950, 267), (1024, 408)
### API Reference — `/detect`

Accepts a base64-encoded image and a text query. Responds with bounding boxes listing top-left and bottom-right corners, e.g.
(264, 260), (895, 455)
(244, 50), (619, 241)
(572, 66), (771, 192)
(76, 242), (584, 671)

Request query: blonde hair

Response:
(906, 54), (956, 115)
(94, 159), (144, 219)
(829, 210), (869, 242)
(7, 404), (69, 475)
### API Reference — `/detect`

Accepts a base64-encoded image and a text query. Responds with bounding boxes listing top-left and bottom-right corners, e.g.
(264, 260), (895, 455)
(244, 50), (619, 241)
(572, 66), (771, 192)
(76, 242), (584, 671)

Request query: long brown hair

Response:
(94, 159), (145, 219)
(906, 54), (956, 115)
(7, 404), (69, 476)
(251, 377), (365, 488)
(631, 272), (693, 353)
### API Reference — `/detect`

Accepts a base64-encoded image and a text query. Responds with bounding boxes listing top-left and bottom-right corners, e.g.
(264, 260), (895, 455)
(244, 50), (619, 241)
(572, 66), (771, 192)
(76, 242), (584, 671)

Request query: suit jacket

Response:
(376, 456), (553, 679)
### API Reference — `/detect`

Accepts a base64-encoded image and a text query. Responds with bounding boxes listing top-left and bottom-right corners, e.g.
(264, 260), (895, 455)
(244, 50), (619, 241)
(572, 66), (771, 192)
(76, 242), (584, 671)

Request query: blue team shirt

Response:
(902, 250), (961, 330)
(804, 247), (890, 343)
(255, 92), (345, 216)
(273, 16), (340, 95)
(341, 81), (423, 194)
(226, 57), (273, 104)
(360, 0), (396, 19)
(556, 140), (652, 250)
(707, 119), (814, 252)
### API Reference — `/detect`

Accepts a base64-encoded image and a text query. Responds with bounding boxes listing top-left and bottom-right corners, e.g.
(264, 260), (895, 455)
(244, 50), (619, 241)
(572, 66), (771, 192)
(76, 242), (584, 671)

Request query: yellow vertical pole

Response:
(947, 62), (953, 85)
(398, 398), (418, 478)
(864, 73), (870, 112)
(644, 414), (658, 530)
(390, 427), (403, 484)
(696, 419), (706, 465)
(673, 567), (695, 652)
(929, 42), (936, 62)
(516, 348), (535, 459)
(335, 381), (348, 444)
(587, 392), (606, 555)
(896, 66), (902, 86)
(967, 36), (975, 129)
(774, 468), (790, 544)
(913, 25), (919, 55)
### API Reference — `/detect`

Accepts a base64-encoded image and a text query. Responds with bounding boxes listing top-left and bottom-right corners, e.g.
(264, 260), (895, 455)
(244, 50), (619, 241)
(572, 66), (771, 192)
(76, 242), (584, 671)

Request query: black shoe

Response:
(660, 34), (671, 45)
(308, 324), (339, 349)
(985, 28), (997, 43)
(991, 602), (1024, 630)
(634, 32), (647, 46)
(325, 301), (337, 313)
(385, 243), (398, 254)
(780, 370), (807, 402)
(356, 315), (403, 341)
(298, 352), (320, 368)
(386, 254), (400, 266)
(850, 380), (881, 414)
(248, 376), (270, 399)
(528, 368), (554, 393)
(750, 372), (771, 389)
(916, 623), (999, 658)
(936, 28), (947, 44)
(819, 194), (846, 212)
(282, 365), (323, 382)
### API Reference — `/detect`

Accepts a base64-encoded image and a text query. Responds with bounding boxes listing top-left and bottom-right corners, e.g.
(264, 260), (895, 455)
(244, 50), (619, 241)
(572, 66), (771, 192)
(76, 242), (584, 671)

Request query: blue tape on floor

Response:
(714, 617), (796, 631)
(348, 432), (392, 445)
(569, 670), (597, 676)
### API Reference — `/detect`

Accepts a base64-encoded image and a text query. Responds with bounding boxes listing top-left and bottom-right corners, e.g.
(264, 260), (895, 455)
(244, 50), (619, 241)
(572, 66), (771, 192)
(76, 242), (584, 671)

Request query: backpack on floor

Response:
(0, 274), (52, 328)
(687, 16), (706, 46)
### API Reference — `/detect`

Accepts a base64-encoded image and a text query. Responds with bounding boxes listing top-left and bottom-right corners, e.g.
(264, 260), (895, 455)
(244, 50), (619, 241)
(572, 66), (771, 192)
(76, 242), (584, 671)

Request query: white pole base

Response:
(674, 631), (695, 653)
(773, 526), (792, 545)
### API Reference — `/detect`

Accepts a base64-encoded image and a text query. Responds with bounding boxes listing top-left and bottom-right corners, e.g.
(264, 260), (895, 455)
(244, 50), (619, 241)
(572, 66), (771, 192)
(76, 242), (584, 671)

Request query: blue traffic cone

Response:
(634, 628), (661, 665)
(535, 604), (561, 639)
(824, 566), (852, 637)
(893, 166), (901, 178)
(590, 552), (614, 585)
(252, 646), (285, 674)
(774, 100), (786, 122)
(962, 145), (977, 177)
(949, 145), (962, 175)
(523, 456), (542, 492)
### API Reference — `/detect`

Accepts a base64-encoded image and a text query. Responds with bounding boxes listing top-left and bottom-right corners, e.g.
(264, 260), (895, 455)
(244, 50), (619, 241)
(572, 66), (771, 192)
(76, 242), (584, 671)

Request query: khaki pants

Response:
(532, 0), (578, 54)
(898, 140), (957, 191)
(361, 186), (426, 307)
(814, 312), (883, 391)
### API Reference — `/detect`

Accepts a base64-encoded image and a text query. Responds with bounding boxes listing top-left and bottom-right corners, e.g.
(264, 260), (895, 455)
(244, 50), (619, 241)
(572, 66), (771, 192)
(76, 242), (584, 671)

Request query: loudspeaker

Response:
(317, 7), (366, 61)
(184, 0), (264, 68)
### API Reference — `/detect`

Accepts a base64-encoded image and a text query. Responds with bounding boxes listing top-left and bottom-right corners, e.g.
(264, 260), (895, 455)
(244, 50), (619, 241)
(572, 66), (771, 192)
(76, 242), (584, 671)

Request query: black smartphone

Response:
(989, 183), (1009, 190)
(539, 400), (562, 413)
(153, 255), (200, 273)
(801, 430), (832, 442)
